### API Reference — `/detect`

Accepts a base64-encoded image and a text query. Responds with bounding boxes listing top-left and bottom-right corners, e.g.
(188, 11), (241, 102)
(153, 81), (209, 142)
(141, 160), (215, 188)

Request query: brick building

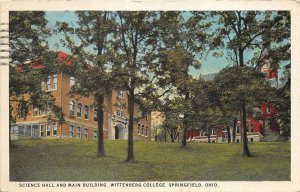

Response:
(11, 51), (151, 141)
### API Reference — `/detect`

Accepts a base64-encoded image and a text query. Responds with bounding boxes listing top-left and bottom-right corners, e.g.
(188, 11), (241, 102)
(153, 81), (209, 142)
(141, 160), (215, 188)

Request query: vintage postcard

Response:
(0, 0), (299, 192)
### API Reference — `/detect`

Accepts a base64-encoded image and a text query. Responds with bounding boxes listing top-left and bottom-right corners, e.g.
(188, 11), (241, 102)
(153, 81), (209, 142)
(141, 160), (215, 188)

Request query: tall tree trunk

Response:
(181, 92), (189, 147)
(126, 88), (135, 161)
(232, 117), (237, 143)
(242, 101), (251, 157)
(97, 95), (105, 157)
(207, 127), (211, 143)
(164, 126), (167, 142)
(170, 130), (175, 143)
(227, 126), (231, 143)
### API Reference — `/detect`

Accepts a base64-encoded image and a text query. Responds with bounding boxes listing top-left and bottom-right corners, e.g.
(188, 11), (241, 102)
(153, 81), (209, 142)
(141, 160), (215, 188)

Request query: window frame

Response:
(70, 100), (75, 116)
(46, 124), (51, 136)
(69, 124), (74, 138)
(46, 75), (51, 91)
(77, 127), (81, 138)
(84, 105), (89, 120)
(84, 128), (88, 139)
(33, 106), (38, 117)
(40, 125), (44, 137)
(77, 102), (82, 117)
(93, 106), (98, 122)
(53, 123), (57, 136)
(141, 125), (144, 136)
(137, 123), (141, 135)
(52, 74), (58, 90)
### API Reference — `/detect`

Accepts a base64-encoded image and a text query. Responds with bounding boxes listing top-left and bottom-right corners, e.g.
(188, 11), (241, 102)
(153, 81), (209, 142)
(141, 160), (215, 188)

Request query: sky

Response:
(45, 11), (286, 79)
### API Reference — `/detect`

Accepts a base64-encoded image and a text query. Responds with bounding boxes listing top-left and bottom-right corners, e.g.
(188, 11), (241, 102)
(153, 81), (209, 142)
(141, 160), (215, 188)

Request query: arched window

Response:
(84, 105), (89, 120)
(77, 103), (82, 117)
(69, 100), (75, 116)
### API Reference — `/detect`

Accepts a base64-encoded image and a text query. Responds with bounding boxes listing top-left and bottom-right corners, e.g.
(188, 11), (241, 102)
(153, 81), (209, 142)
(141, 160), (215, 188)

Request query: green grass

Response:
(10, 139), (290, 181)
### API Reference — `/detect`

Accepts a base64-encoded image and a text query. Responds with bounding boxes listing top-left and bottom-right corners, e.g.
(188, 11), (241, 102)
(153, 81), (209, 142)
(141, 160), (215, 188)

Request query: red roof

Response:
(28, 51), (72, 69)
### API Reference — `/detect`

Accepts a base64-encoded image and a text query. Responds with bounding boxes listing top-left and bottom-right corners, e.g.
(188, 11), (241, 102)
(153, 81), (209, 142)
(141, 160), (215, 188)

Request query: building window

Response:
(94, 107), (98, 122)
(145, 126), (148, 137)
(46, 76), (51, 91)
(77, 103), (82, 117)
(237, 139), (239, 143)
(236, 127), (240, 134)
(69, 125), (74, 138)
(46, 124), (50, 136)
(116, 110), (123, 117)
(70, 77), (75, 87)
(53, 123), (57, 136)
(70, 100), (75, 116)
(77, 127), (81, 138)
(141, 125), (144, 136)
(40, 125), (44, 137)
(137, 123), (141, 135)
(39, 108), (44, 116)
(117, 90), (124, 98)
(17, 103), (25, 118)
(53, 74), (58, 90)
(84, 128), (88, 139)
(212, 129), (216, 135)
(145, 114), (148, 121)
(84, 105), (89, 120)
(93, 131), (98, 139)
(33, 106), (38, 117)
(250, 138), (254, 142)
(250, 124), (254, 132)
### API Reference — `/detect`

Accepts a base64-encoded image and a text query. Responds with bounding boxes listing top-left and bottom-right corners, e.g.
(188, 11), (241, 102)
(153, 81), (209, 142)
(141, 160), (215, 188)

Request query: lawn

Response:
(10, 139), (290, 181)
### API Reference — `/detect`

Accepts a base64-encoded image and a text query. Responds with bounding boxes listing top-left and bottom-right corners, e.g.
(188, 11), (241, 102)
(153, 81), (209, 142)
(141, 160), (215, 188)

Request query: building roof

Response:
(199, 73), (218, 81)
(26, 51), (72, 70)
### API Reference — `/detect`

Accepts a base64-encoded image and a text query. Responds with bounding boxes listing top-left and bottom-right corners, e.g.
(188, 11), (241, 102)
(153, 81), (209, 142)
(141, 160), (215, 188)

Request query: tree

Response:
(155, 11), (210, 147)
(160, 98), (185, 143)
(275, 64), (290, 140)
(111, 11), (161, 161)
(9, 11), (63, 147)
(210, 11), (290, 156)
(214, 66), (277, 156)
(57, 11), (116, 157)
(190, 79), (224, 143)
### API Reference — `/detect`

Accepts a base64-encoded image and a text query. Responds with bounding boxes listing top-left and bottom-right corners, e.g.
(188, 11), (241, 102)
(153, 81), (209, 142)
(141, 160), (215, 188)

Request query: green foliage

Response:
(189, 79), (223, 134)
(215, 66), (277, 107)
(210, 11), (290, 68)
(9, 11), (49, 64)
(9, 12), (64, 128)
(10, 140), (290, 181)
(275, 65), (291, 139)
